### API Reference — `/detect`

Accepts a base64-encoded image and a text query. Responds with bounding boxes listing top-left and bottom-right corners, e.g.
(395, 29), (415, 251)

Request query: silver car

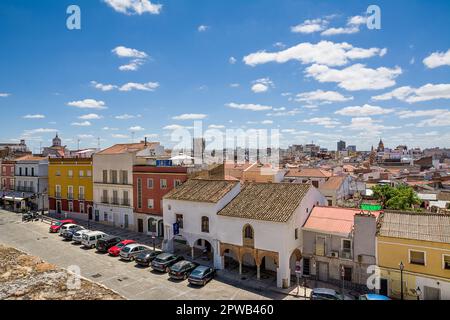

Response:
(119, 244), (152, 261)
(72, 229), (91, 244)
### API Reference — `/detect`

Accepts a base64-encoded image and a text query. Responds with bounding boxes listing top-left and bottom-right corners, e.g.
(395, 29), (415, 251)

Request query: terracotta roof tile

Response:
(218, 183), (311, 222)
(164, 179), (239, 203)
(286, 168), (332, 178)
(319, 176), (345, 190)
(97, 143), (148, 155)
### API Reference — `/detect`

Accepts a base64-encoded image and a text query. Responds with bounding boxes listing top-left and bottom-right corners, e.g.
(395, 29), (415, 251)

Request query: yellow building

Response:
(377, 211), (450, 300)
(48, 158), (94, 220)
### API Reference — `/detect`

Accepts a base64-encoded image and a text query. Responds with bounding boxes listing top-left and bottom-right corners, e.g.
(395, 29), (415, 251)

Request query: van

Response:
(96, 235), (122, 253)
(81, 231), (107, 249)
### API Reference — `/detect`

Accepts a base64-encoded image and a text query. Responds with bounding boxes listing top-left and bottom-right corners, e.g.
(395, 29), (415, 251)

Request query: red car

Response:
(49, 219), (76, 233)
(107, 240), (136, 256)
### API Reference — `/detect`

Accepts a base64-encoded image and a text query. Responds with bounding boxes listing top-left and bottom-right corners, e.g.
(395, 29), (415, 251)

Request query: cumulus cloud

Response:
(261, 120), (274, 125)
(77, 134), (94, 139)
(112, 134), (130, 139)
(226, 102), (273, 111)
(23, 114), (45, 119)
(129, 126), (145, 131)
(163, 124), (186, 130)
(343, 117), (399, 133)
(230, 83), (240, 88)
(335, 104), (394, 116)
(0, 93), (11, 97)
(229, 56), (237, 64)
(321, 15), (367, 36)
(417, 111), (450, 127)
(251, 78), (274, 93)
(112, 46), (148, 59)
(423, 49), (450, 69)
(295, 89), (353, 104)
(78, 113), (103, 120)
(373, 83), (450, 103)
(198, 25), (209, 32)
(305, 63), (402, 91)
(119, 59), (146, 71)
(243, 41), (387, 67)
(22, 128), (57, 136)
(291, 18), (328, 34)
(266, 108), (301, 117)
(396, 109), (448, 118)
(172, 113), (207, 120)
(115, 114), (141, 120)
(103, 0), (162, 15)
(302, 117), (341, 128)
(119, 82), (160, 91)
(67, 99), (107, 109)
(71, 121), (92, 127)
(91, 81), (117, 91)
(208, 124), (225, 129)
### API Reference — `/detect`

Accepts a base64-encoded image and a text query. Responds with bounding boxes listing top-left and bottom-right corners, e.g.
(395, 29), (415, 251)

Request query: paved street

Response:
(0, 209), (294, 300)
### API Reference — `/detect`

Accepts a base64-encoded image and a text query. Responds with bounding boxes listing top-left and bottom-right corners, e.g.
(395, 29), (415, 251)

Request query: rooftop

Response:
(96, 142), (153, 155)
(377, 210), (450, 243)
(163, 179), (239, 203)
(303, 207), (381, 235)
(15, 155), (46, 162)
(319, 176), (345, 190)
(218, 182), (311, 223)
(286, 168), (332, 178)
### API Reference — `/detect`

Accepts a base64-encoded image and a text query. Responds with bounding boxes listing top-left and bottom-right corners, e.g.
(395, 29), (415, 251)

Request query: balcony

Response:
(78, 194), (85, 201)
(122, 198), (130, 206)
(55, 192), (62, 199)
(101, 196), (109, 204)
(341, 249), (353, 260)
(67, 194), (74, 200)
(100, 197), (130, 207)
(16, 186), (34, 193)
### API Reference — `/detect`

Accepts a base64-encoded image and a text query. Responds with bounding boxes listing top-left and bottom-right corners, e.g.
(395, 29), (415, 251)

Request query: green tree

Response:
(371, 184), (421, 210)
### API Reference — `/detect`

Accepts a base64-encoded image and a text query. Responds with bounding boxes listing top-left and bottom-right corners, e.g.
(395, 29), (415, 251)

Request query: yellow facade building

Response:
(376, 211), (450, 300)
(48, 158), (94, 220)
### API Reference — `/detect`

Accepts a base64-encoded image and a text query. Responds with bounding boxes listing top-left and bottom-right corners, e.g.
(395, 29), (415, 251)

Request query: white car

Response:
(72, 229), (91, 244)
(59, 223), (81, 236)
(81, 231), (107, 249)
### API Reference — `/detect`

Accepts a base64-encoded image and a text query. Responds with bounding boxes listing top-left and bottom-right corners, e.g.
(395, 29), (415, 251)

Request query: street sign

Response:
(173, 222), (179, 235)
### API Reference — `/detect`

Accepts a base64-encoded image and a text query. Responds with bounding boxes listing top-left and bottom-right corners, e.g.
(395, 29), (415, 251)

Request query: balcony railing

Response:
(99, 197), (130, 207)
(122, 198), (130, 206)
(341, 249), (353, 260)
(67, 194), (74, 200)
(101, 196), (109, 204)
(78, 194), (85, 201)
(55, 192), (62, 199)
(16, 186), (34, 192)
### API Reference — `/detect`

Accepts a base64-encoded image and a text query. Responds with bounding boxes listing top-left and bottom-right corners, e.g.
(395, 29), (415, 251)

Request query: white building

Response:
(92, 141), (164, 230)
(162, 179), (327, 288)
(14, 155), (48, 210)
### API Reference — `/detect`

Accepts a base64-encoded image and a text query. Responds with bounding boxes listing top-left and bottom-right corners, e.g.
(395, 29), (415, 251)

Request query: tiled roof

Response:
(437, 191), (450, 202)
(97, 143), (148, 155)
(319, 176), (345, 190)
(15, 155), (46, 161)
(218, 183), (311, 222)
(163, 179), (239, 203)
(303, 207), (381, 235)
(286, 168), (332, 178)
(377, 210), (450, 243)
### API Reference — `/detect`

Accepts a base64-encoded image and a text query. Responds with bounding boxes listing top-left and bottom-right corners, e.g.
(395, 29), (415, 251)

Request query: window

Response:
(68, 202), (73, 212)
(102, 170), (108, 183)
(137, 178), (142, 209)
(312, 181), (319, 188)
(121, 170), (128, 184)
(315, 236), (326, 256)
(102, 190), (108, 203)
(147, 178), (154, 189)
(148, 218), (157, 233)
(68, 186), (73, 199)
(25, 168), (28, 176)
(103, 213), (108, 222)
(123, 191), (129, 206)
(160, 179), (168, 189)
(174, 179), (182, 187)
(112, 190), (118, 204)
(443, 255), (450, 270)
(176, 214), (183, 229)
(409, 250), (426, 266)
(79, 203), (84, 214)
(147, 199), (154, 209)
(342, 266), (352, 282)
(111, 170), (118, 184)
(168, 204), (171, 210)
(201, 216), (209, 233)
(87, 170), (92, 177)
(295, 228), (299, 240)
(341, 239), (352, 258)
(79, 170), (84, 177)
(31, 168), (34, 176)
(68, 170), (73, 177)
(79, 186), (85, 200)
(327, 200), (333, 206)
(19, 167), (22, 176)
(56, 169), (61, 176)
(303, 258), (310, 276)
(56, 185), (61, 198)
(244, 225), (253, 239)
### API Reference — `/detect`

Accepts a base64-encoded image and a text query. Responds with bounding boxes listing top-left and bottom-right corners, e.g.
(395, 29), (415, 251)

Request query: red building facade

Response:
(133, 166), (188, 236)
(1, 161), (15, 191)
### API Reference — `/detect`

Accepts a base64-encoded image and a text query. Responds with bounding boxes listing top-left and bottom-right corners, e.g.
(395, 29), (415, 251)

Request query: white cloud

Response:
(22, 128), (57, 136)
(71, 121), (92, 127)
(0, 93), (10, 97)
(172, 113), (207, 120)
(77, 134), (94, 139)
(397, 109), (447, 118)
(230, 83), (240, 88)
(112, 134), (130, 139)
(119, 82), (160, 91)
(78, 113), (103, 120)
(229, 56), (237, 64)
(335, 104), (394, 116)
(91, 81), (117, 91)
(417, 111), (450, 127)
(305, 63), (402, 91)
(243, 41), (387, 67)
(226, 102), (273, 111)
(291, 18), (328, 34)
(67, 99), (107, 109)
(251, 78), (274, 93)
(321, 26), (359, 36)
(208, 124), (225, 129)
(302, 117), (341, 128)
(373, 83), (450, 103)
(119, 59), (146, 71)
(103, 0), (162, 15)
(23, 114), (45, 119)
(343, 117), (399, 133)
(112, 46), (148, 59)
(198, 25), (209, 32)
(273, 42), (286, 49)
(163, 124), (186, 130)
(266, 109), (301, 117)
(129, 126), (145, 131)
(296, 89), (353, 104)
(261, 120), (274, 125)
(102, 126), (119, 131)
(115, 114), (141, 120)
(423, 49), (450, 69)
(347, 15), (368, 26)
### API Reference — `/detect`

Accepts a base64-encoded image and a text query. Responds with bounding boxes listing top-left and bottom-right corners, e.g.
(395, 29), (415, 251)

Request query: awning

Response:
(3, 196), (25, 202)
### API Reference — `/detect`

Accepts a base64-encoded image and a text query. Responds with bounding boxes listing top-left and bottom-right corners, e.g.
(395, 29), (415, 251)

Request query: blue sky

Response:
(1, 0), (450, 153)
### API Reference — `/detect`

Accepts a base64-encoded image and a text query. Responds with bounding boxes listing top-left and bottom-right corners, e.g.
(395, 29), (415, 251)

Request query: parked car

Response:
(96, 236), (122, 253)
(81, 231), (107, 249)
(359, 294), (391, 300)
(310, 288), (355, 300)
(151, 253), (184, 273)
(49, 219), (75, 233)
(119, 244), (152, 261)
(107, 240), (136, 257)
(61, 225), (85, 241)
(169, 261), (198, 280)
(72, 229), (91, 244)
(22, 211), (39, 222)
(135, 249), (163, 267)
(59, 223), (81, 236)
(188, 266), (215, 286)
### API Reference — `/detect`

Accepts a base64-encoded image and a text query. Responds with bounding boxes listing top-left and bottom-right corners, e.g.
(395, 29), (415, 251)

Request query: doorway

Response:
(424, 286), (441, 300)
(318, 262), (329, 282)
(137, 218), (144, 233)
(124, 214), (129, 229)
(380, 278), (388, 296)
(158, 220), (164, 237)
(56, 201), (62, 214)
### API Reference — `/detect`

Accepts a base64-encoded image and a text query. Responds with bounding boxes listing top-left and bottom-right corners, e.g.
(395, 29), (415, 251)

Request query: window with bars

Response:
(201, 216), (209, 233)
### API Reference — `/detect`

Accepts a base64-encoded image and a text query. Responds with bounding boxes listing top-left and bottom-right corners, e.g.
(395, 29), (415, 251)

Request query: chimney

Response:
(144, 137), (147, 146)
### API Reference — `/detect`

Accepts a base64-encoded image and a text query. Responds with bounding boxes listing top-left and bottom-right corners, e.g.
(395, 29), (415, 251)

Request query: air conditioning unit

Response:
(329, 251), (339, 258)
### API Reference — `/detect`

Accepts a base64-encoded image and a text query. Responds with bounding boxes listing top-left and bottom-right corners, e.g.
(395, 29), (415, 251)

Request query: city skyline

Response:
(1, 0), (450, 153)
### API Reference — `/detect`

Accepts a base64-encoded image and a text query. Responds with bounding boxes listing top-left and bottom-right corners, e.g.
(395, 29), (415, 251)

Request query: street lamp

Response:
(416, 286), (422, 301)
(399, 261), (404, 300)
(152, 220), (157, 251)
(340, 265), (345, 296)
